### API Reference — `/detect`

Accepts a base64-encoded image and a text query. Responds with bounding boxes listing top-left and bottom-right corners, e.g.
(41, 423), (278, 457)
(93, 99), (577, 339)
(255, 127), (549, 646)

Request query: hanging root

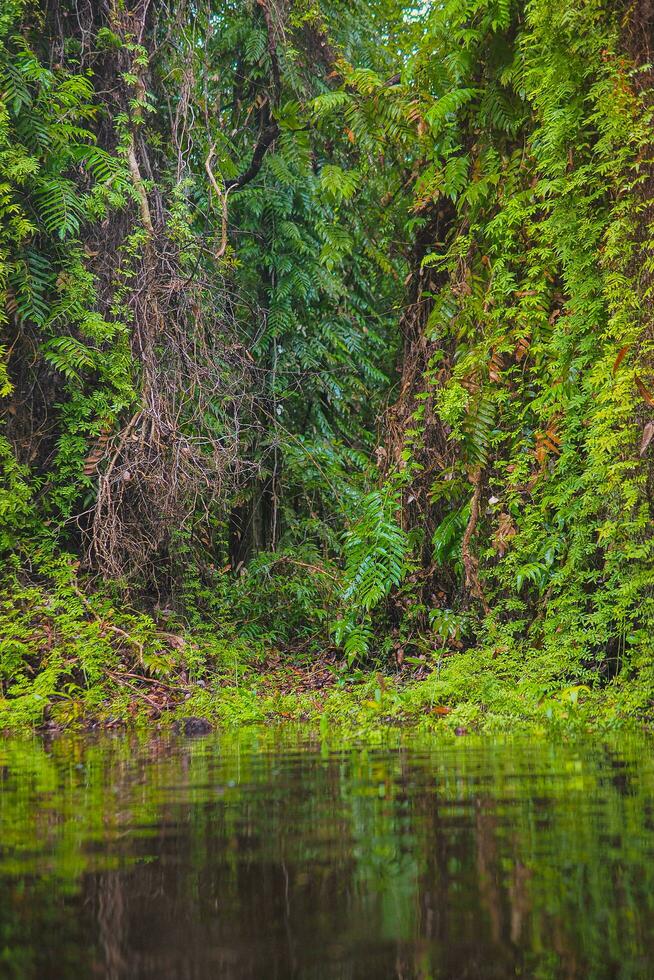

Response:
(89, 234), (260, 588)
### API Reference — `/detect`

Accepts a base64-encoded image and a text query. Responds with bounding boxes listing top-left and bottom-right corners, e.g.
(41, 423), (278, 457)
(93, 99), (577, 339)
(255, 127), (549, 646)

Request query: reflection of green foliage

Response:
(1, 736), (654, 977)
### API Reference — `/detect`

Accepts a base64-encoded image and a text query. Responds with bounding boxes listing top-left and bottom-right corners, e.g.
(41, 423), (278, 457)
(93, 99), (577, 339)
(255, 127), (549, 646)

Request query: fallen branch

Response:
(270, 555), (339, 582)
(106, 671), (168, 711)
(107, 669), (186, 692)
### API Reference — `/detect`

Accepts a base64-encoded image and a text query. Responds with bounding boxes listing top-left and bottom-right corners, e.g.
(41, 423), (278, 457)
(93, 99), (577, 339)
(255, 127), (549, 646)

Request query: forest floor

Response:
(7, 641), (650, 740)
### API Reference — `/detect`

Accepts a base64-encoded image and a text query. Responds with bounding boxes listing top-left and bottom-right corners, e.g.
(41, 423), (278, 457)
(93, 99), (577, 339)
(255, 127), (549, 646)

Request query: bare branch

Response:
(224, 120), (279, 192)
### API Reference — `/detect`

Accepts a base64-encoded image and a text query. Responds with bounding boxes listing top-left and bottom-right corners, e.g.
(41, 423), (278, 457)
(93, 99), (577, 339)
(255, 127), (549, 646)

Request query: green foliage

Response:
(342, 490), (407, 610)
(333, 489), (408, 662)
(432, 503), (470, 571)
(0, 29), (134, 537)
(3, 0), (654, 731)
(330, 0), (654, 693)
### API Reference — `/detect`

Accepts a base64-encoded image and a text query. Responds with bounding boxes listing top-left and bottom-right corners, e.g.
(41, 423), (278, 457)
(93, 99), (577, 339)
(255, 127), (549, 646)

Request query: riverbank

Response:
(2, 635), (651, 738)
(3, 572), (652, 737)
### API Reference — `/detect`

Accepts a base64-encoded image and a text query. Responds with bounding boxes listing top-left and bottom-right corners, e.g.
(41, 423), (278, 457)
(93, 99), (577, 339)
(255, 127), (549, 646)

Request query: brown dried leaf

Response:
(514, 336), (530, 361)
(493, 512), (517, 557)
(489, 350), (503, 383)
(83, 427), (111, 477)
(640, 421), (654, 456)
(613, 344), (630, 374)
(635, 376), (654, 407)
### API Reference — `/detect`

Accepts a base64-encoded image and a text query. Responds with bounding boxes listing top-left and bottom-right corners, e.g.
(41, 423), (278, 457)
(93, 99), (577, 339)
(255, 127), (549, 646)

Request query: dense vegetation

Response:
(2, 0), (654, 732)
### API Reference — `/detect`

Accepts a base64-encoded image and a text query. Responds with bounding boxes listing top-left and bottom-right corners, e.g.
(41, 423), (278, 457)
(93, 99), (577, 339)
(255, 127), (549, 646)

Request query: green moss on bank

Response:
(2, 633), (652, 738)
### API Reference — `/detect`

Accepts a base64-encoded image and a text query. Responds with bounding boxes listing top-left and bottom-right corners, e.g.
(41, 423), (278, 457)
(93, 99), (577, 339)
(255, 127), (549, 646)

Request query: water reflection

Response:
(1, 733), (653, 978)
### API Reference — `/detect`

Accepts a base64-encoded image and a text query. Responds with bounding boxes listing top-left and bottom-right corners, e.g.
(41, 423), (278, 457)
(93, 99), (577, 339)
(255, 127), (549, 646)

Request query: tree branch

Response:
(127, 141), (154, 235)
(224, 120), (279, 192)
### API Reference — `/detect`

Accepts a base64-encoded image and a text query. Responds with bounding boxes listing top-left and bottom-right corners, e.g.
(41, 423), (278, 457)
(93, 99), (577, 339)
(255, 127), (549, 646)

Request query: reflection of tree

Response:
(95, 874), (127, 980)
(508, 860), (532, 946)
(475, 800), (504, 946)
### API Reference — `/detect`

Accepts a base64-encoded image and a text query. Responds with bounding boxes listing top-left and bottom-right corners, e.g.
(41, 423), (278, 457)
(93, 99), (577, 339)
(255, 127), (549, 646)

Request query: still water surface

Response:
(1, 732), (653, 979)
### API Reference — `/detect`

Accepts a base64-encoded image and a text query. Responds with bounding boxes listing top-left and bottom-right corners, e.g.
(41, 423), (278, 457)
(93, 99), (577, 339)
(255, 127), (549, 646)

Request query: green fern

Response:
(432, 502), (471, 570)
(462, 394), (495, 467)
(332, 490), (408, 662)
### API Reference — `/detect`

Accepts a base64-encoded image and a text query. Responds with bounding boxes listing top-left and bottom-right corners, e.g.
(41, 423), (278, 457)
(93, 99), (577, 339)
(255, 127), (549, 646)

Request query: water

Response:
(1, 733), (653, 979)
